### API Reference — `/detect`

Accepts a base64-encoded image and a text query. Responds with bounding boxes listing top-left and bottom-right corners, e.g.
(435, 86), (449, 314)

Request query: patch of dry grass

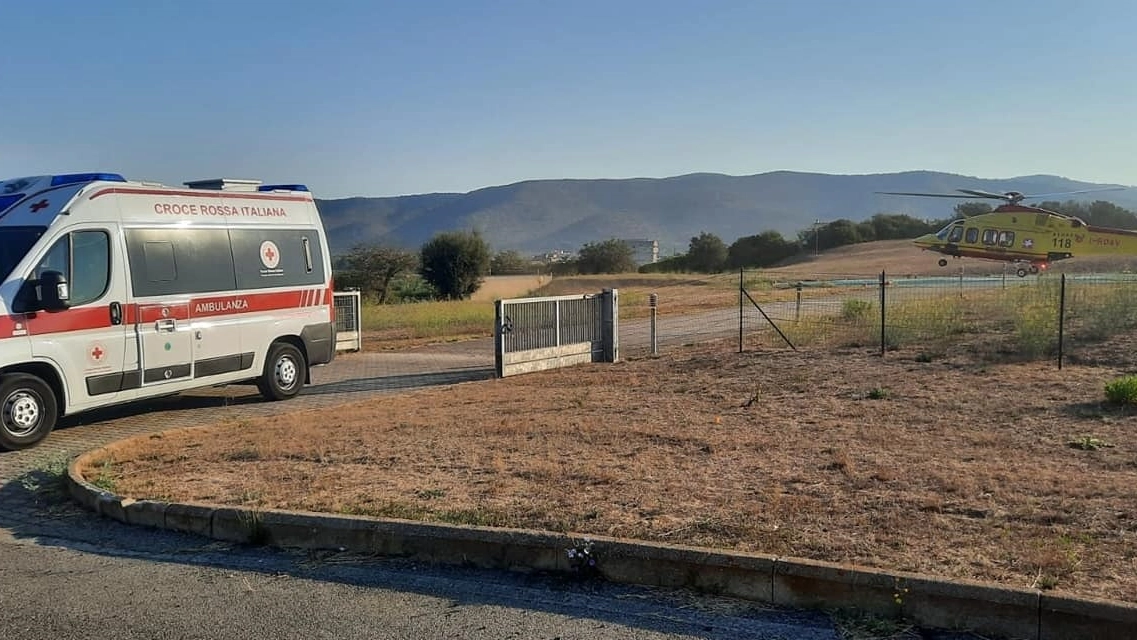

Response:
(87, 338), (1137, 602)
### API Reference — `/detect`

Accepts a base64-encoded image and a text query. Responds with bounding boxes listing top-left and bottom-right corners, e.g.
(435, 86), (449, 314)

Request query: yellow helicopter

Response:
(877, 187), (1137, 277)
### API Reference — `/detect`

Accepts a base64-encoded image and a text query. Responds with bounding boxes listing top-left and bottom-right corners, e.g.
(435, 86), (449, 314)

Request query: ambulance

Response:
(0, 172), (336, 450)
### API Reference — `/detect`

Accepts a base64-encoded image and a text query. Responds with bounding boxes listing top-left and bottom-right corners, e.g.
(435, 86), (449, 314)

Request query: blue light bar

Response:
(50, 172), (127, 187)
(0, 194), (23, 211)
(257, 184), (309, 192)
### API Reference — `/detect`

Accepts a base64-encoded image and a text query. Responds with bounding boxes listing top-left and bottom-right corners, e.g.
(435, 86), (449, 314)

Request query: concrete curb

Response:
(67, 448), (1137, 640)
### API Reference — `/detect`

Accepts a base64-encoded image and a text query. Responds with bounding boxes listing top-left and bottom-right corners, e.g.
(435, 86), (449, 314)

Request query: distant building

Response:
(622, 239), (659, 266)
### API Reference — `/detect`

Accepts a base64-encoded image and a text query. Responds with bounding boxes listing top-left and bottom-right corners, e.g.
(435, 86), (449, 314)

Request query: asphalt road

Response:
(0, 331), (983, 639)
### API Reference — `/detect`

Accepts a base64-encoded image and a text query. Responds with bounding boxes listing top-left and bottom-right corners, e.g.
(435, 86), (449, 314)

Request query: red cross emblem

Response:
(30, 199), (50, 213)
(259, 240), (281, 269)
(91, 346), (104, 360)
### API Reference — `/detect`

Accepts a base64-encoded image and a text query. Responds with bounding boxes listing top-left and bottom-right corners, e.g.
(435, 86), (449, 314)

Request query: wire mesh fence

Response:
(739, 269), (1137, 368)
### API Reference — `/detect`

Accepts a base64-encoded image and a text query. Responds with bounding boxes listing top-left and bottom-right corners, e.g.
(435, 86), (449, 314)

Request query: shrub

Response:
(840, 299), (873, 321)
(1104, 375), (1137, 405)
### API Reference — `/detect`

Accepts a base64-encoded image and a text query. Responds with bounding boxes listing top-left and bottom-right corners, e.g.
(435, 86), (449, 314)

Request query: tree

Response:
(953, 202), (993, 218)
(577, 239), (636, 274)
(686, 231), (728, 273)
(420, 230), (492, 300)
(334, 244), (417, 304)
(727, 230), (799, 269)
(868, 213), (941, 240)
(798, 219), (863, 252)
(491, 250), (531, 275)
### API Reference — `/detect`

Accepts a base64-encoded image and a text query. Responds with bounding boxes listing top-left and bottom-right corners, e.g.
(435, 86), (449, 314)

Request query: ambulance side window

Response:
(32, 230), (110, 306)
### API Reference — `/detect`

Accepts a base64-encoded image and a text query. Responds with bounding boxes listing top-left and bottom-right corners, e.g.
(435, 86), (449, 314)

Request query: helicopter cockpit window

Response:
(947, 226), (964, 243)
(934, 222), (959, 241)
(981, 229), (998, 245)
(998, 231), (1015, 247)
(965, 227), (979, 243)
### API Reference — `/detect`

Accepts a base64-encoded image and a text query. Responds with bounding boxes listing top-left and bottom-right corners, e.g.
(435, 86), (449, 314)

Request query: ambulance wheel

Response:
(937, 258), (948, 267)
(0, 374), (58, 451)
(1016, 267), (1028, 278)
(258, 342), (305, 401)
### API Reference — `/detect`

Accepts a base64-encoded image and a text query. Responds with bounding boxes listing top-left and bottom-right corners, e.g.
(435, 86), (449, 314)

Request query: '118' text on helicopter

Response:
(877, 187), (1137, 277)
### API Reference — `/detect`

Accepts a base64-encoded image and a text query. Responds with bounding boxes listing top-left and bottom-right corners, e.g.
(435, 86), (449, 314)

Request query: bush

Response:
(1104, 375), (1137, 405)
(840, 299), (873, 321)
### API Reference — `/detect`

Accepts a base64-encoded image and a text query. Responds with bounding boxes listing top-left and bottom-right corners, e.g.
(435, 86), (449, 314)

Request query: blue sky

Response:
(3, 0), (1135, 198)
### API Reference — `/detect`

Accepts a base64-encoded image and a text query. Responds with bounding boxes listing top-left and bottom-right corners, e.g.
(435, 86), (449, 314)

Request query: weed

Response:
(1104, 375), (1137, 405)
(1010, 282), (1060, 359)
(1071, 284), (1137, 341)
(867, 387), (889, 400)
(1068, 435), (1114, 451)
(830, 609), (911, 640)
(17, 453), (72, 502)
(90, 460), (118, 493)
(415, 488), (446, 500)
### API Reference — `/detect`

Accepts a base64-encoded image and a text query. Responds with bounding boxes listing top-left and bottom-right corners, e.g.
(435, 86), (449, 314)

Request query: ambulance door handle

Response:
(109, 302), (122, 326)
(155, 319), (177, 332)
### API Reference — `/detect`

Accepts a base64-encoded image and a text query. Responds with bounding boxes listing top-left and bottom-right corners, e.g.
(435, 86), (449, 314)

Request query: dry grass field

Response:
(468, 274), (553, 301)
(359, 241), (1137, 351)
(84, 335), (1137, 603)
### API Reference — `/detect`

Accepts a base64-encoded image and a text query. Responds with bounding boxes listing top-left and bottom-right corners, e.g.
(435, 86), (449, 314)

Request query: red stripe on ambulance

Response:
(0, 289), (328, 337)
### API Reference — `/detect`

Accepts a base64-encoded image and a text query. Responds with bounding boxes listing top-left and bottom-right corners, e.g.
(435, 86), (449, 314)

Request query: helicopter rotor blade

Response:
(955, 189), (1012, 201)
(875, 191), (989, 199)
(1016, 186), (1129, 200)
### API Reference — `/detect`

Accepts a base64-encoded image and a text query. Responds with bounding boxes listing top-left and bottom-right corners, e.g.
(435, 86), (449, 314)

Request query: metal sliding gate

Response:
(494, 289), (619, 377)
(332, 289), (363, 352)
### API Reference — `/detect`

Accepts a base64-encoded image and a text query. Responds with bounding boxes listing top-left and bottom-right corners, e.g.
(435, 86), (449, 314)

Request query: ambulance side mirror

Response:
(37, 270), (71, 311)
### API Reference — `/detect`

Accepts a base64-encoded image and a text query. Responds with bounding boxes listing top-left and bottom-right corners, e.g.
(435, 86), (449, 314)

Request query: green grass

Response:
(362, 299), (496, 339)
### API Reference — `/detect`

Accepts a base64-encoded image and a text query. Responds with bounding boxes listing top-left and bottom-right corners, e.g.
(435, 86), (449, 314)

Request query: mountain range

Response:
(313, 170), (1137, 257)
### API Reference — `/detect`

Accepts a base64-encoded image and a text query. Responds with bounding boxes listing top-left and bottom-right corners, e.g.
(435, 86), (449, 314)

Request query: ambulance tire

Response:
(0, 373), (58, 451)
(258, 342), (306, 402)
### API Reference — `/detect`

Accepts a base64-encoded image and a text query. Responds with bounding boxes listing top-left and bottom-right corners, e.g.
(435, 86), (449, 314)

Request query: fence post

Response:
(879, 271), (886, 356)
(555, 299), (562, 348)
(601, 288), (619, 363)
(738, 268), (744, 353)
(1058, 274), (1066, 370)
(795, 283), (802, 322)
(649, 292), (658, 356)
(494, 299), (505, 378)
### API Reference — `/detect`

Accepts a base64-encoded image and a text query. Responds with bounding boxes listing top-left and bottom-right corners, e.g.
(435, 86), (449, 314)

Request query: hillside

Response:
(314, 170), (1137, 256)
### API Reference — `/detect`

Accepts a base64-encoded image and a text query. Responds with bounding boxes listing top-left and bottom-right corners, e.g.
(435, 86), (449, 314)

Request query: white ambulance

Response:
(0, 172), (336, 450)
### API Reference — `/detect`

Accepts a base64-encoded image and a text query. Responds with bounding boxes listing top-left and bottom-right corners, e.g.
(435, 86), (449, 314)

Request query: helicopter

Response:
(876, 187), (1137, 277)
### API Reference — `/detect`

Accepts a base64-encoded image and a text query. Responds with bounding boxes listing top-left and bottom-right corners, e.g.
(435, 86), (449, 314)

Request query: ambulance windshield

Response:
(0, 227), (47, 281)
